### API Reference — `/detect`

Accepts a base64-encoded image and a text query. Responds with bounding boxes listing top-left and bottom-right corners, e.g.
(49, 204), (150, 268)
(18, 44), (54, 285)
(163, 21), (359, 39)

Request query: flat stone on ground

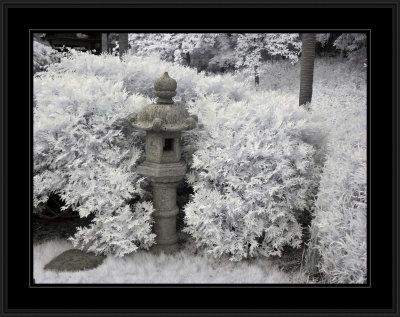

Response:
(44, 249), (105, 272)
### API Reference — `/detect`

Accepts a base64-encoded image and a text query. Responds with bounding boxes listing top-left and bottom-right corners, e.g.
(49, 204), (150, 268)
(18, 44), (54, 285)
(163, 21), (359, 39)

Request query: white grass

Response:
(34, 238), (305, 284)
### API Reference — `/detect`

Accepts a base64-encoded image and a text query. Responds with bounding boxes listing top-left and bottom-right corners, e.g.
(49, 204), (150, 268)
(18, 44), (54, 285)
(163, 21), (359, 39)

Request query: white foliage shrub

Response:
(306, 61), (367, 283)
(315, 33), (330, 47)
(234, 55), (367, 280)
(333, 33), (366, 53)
(34, 51), (258, 257)
(129, 33), (233, 72)
(33, 40), (61, 73)
(235, 33), (301, 69)
(34, 64), (156, 256)
(129, 33), (188, 63)
(72, 202), (155, 257)
(35, 51), (327, 262)
(182, 93), (326, 261)
(334, 33), (367, 66)
(128, 33), (301, 73)
(45, 52), (257, 103)
(234, 59), (300, 90)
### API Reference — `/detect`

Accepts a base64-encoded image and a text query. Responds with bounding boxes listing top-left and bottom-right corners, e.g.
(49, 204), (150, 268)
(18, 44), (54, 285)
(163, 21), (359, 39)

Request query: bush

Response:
(35, 51), (326, 260)
(305, 60), (367, 283)
(34, 67), (155, 257)
(33, 40), (61, 74)
(45, 52), (256, 103)
(239, 56), (367, 280)
(333, 33), (367, 67)
(128, 33), (300, 74)
(182, 93), (326, 261)
(307, 143), (366, 283)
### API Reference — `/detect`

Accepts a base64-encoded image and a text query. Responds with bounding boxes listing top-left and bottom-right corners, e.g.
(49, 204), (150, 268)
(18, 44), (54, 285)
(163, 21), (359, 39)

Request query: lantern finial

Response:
(154, 72), (177, 104)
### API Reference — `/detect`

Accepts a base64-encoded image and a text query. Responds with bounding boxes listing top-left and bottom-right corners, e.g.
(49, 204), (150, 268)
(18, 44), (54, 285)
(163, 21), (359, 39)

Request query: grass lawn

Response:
(34, 233), (308, 284)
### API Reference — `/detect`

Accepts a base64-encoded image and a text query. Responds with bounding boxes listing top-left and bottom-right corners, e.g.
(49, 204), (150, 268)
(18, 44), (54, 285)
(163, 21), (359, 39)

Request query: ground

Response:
(33, 213), (309, 284)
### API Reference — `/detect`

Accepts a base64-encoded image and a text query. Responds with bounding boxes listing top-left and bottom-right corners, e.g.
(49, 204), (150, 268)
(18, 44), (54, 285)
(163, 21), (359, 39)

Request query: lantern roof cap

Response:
(128, 72), (197, 132)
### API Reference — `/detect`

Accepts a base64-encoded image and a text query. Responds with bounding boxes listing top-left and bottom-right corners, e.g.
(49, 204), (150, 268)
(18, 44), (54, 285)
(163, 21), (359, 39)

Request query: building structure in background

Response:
(42, 33), (102, 54)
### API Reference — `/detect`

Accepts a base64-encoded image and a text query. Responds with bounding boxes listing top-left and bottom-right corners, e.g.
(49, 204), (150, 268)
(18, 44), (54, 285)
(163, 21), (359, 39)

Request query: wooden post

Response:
(101, 33), (108, 53)
(119, 33), (129, 59)
(254, 65), (260, 87)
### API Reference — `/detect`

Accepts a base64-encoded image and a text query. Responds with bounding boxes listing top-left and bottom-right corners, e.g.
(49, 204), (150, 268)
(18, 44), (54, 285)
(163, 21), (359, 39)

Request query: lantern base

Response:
(150, 242), (180, 255)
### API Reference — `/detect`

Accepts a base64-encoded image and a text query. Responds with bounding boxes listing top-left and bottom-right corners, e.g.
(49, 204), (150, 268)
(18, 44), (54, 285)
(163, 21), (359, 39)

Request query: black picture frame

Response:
(1, 1), (399, 316)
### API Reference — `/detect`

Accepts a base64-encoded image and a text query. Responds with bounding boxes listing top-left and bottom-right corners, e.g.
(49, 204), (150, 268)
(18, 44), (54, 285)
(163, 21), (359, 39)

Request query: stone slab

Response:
(44, 249), (105, 272)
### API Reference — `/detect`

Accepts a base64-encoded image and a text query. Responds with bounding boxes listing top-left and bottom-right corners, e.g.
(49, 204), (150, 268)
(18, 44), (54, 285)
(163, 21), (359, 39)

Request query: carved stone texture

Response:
(144, 131), (181, 164)
(128, 73), (197, 254)
(154, 72), (177, 104)
(129, 72), (198, 133)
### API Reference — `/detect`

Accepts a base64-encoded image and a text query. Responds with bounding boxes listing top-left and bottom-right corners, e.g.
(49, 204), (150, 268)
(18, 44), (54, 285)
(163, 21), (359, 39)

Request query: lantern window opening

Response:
(163, 138), (174, 152)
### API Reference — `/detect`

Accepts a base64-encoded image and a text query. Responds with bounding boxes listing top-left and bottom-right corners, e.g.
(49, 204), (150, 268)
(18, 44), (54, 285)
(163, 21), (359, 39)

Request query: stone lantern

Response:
(128, 72), (197, 253)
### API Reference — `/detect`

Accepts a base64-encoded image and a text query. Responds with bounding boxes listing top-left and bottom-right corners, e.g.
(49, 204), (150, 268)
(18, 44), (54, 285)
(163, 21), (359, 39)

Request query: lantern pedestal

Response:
(137, 161), (187, 254)
(151, 181), (180, 254)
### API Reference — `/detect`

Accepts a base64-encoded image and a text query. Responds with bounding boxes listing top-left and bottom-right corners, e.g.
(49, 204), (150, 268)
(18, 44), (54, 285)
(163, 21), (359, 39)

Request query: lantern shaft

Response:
(151, 182), (180, 253)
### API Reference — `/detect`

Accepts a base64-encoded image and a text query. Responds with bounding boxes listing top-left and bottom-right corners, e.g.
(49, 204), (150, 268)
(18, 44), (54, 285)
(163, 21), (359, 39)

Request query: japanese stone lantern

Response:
(128, 72), (197, 253)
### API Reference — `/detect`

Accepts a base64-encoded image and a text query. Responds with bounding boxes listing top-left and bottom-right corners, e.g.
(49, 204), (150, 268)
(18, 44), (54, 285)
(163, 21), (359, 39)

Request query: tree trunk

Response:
(186, 52), (191, 66)
(118, 33), (129, 59)
(101, 33), (108, 53)
(254, 65), (259, 87)
(299, 33), (316, 106)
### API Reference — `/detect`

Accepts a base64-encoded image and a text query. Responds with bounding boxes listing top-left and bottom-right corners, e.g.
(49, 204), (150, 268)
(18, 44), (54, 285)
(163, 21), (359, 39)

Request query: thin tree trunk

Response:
(119, 33), (129, 59)
(299, 33), (316, 106)
(186, 52), (191, 66)
(101, 33), (108, 53)
(254, 65), (260, 87)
